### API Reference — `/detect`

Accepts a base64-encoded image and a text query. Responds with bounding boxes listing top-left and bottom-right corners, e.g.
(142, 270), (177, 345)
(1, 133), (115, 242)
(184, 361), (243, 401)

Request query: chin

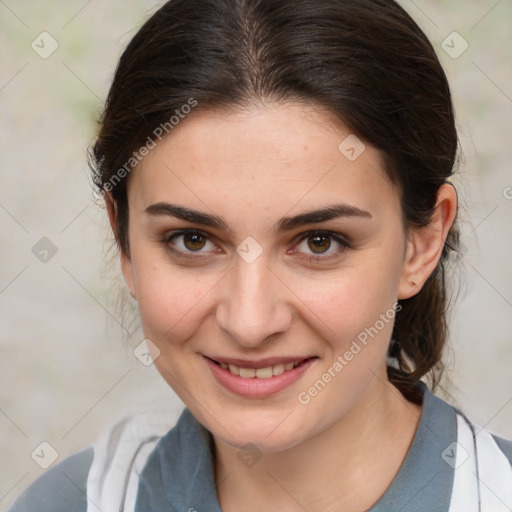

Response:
(217, 427), (305, 453)
(203, 406), (312, 453)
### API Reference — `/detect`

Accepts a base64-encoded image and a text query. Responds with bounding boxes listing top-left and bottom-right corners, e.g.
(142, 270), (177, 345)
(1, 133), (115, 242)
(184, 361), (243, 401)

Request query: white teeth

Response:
(219, 360), (305, 378)
(272, 364), (285, 376)
(228, 364), (240, 376)
(255, 367), (273, 379)
(239, 367), (256, 378)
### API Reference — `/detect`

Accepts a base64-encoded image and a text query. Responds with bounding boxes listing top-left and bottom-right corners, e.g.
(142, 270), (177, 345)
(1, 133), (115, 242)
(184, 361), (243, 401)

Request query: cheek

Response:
(133, 254), (220, 347)
(292, 264), (400, 346)
(291, 269), (400, 428)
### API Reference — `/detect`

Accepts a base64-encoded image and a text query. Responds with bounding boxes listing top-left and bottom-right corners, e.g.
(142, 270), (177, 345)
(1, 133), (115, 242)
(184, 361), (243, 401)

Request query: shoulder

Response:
(8, 409), (181, 512)
(451, 402), (512, 468)
(7, 447), (93, 512)
(88, 409), (183, 512)
(431, 387), (512, 470)
(422, 385), (512, 467)
(398, 385), (512, 510)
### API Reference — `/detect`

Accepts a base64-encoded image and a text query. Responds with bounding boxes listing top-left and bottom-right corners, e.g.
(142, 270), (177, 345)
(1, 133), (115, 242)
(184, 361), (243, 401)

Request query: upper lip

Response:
(204, 355), (316, 369)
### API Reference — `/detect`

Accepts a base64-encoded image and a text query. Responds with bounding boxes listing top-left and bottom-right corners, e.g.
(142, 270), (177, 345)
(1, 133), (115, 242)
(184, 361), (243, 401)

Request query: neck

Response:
(214, 371), (423, 512)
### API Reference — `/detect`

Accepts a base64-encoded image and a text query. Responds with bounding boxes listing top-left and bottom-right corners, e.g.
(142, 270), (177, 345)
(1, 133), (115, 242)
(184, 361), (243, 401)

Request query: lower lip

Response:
(204, 356), (317, 398)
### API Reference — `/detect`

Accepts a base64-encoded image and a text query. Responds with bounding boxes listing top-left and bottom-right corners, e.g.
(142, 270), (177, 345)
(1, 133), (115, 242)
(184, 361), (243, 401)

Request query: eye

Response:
(161, 229), (351, 262)
(292, 230), (351, 262)
(162, 230), (219, 258)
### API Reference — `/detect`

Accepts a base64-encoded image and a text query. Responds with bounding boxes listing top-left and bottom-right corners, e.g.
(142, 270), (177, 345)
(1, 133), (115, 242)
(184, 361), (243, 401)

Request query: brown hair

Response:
(89, 0), (460, 404)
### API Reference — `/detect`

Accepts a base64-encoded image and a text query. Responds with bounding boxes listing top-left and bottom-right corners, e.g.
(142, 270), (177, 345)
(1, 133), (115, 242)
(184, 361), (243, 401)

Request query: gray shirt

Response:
(8, 382), (512, 511)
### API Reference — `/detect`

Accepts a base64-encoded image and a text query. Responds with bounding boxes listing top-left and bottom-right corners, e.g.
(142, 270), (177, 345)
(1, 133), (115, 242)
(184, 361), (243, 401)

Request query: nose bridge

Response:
(216, 255), (291, 347)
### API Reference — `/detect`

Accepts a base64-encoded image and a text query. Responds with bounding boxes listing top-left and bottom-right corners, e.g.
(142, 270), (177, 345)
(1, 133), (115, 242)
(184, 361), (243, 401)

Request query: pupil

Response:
(185, 233), (205, 251)
(309, 235), (330, 254)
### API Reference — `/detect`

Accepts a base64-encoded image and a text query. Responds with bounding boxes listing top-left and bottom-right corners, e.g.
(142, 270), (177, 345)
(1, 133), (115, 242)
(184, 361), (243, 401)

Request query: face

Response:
(119, 103), (415, 452)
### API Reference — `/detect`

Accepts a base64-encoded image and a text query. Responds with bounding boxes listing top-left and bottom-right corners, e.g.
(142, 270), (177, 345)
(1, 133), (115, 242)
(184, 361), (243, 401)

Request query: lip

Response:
(204, 355), (317, 398)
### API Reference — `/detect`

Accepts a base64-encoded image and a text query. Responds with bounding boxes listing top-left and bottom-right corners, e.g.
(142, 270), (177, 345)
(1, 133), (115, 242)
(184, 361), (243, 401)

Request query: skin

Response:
(106, 102), (457, 512)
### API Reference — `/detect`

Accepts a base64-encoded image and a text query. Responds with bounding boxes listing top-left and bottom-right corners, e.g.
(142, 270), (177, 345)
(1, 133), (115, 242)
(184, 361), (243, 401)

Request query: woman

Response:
(9, 0), (512, 511)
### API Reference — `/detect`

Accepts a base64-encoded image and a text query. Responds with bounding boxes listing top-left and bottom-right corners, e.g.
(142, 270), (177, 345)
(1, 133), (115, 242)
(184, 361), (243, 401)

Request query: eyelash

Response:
(160, 229), (351, 263)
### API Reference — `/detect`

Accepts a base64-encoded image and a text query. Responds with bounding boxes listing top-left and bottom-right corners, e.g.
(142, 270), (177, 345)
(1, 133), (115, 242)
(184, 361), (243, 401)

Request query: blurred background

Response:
(0, 1), (511, 509)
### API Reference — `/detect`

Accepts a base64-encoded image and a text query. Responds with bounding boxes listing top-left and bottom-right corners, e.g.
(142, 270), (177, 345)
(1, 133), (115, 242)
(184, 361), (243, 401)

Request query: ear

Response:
(398, 183), (458, 299)
(104, 192), (137, 301)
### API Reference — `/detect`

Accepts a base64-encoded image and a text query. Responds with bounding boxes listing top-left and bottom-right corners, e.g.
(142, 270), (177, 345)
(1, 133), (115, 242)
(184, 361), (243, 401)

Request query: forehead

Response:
(128, 103), (400, 225)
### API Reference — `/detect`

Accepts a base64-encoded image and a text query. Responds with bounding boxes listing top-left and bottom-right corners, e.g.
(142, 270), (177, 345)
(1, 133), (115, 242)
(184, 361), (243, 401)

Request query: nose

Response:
(215, 256), (293, 348)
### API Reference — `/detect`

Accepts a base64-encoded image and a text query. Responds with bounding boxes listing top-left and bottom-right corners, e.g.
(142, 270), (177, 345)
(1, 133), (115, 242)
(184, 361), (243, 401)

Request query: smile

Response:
(214, 359), (303, 379)
(203, 355), (318, 398)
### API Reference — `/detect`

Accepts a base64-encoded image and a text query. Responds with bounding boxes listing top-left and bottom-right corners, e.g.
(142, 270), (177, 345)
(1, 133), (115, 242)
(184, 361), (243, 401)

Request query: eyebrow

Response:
(144, 202), (372, 234)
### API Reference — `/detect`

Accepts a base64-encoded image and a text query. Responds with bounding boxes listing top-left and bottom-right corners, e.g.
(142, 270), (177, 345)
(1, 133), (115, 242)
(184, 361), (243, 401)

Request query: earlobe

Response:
(104, 193), (137, 301)
(398, 236), (421, 299)
(398, 183), (457, 299)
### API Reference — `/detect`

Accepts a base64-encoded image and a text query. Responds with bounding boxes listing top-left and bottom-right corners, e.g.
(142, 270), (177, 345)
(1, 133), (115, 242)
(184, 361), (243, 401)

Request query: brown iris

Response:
(183, 233), (207, 251)
(308, 234), (331, 254)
